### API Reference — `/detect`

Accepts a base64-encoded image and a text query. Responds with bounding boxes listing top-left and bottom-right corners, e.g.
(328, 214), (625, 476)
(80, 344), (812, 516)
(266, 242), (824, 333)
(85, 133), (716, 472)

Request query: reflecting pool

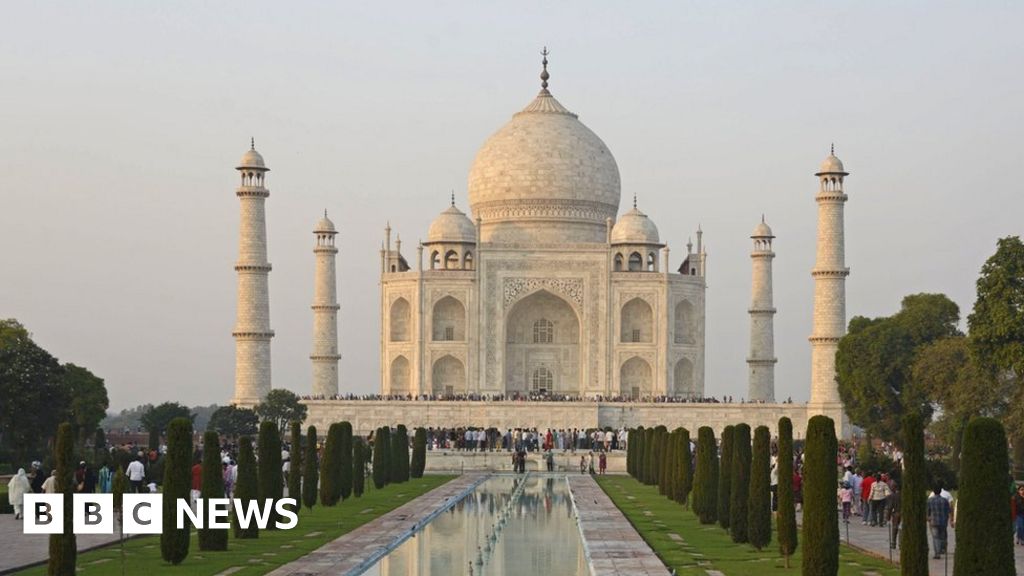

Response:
(363, 474), (588, 575)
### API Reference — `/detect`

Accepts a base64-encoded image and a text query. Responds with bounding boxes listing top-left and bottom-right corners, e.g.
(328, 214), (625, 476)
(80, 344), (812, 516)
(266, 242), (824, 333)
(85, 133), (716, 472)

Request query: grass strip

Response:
(596, 475), (899, 576)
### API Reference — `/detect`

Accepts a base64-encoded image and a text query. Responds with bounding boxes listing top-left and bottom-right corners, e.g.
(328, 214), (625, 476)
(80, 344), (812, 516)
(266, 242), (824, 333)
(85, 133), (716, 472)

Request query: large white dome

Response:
(467, 87), (621, 244)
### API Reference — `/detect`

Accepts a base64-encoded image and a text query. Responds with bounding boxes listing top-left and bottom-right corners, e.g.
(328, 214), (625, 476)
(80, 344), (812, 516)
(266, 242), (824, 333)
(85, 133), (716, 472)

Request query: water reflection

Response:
(364, 474), (587, 576)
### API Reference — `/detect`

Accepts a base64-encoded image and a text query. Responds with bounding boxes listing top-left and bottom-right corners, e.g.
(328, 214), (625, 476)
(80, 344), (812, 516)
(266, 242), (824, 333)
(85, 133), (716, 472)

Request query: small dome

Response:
(238, 147), (267, 171)
(314, 214), (336, 233)
(611, 207), (660, 244)
(427, 204), (476, 243)
(816, 154), (846, 175)
(752, 220), (773, 238)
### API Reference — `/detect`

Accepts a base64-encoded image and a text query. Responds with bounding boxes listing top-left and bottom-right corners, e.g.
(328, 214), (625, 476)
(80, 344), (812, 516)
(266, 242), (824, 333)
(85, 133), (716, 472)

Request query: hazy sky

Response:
(2, 2), (1020, 411)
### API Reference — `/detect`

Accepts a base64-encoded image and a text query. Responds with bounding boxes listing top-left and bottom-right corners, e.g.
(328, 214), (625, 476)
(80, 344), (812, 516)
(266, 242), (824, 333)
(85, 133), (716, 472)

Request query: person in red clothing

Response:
(190, 458), (202, 508)
(861, 472), (875, 526)
(792, 468), (803, 511)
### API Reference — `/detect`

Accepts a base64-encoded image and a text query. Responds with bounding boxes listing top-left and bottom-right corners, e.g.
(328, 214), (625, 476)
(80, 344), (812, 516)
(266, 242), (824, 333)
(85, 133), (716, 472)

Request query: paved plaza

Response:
(0, 517), (125, 574)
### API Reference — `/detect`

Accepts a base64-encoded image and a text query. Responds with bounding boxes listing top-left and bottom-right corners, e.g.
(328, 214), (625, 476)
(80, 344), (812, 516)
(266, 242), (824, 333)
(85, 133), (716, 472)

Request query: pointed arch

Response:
(613, 253), (624, 271)
(620, 297), (653, 343)
(432, 296), (466, 341)
(390, 355), (410, 394)
(628, 252), (643, 271)
(389, 298), (411, 342)
(620, 357), (652, 399)
(674, 300), (695, 344)
(674, 357), (695, 397)
(431, 355), (465, 396)
(444, 249), (459, 270)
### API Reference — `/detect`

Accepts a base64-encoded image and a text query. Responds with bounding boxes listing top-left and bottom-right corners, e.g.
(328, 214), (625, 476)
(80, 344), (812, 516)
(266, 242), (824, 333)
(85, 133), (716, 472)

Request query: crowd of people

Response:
(299, 392), (796, 404)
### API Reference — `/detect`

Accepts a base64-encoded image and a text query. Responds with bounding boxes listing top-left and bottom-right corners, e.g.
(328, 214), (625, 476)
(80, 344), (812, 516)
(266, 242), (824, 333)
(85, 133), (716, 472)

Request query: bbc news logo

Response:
(23, 494), (298, 534)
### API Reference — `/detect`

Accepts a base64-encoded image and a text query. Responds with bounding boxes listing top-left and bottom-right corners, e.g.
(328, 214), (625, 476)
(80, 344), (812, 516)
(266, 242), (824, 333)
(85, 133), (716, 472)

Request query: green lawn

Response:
(16, 475), (453, 576)
(596, 476), (899, 576)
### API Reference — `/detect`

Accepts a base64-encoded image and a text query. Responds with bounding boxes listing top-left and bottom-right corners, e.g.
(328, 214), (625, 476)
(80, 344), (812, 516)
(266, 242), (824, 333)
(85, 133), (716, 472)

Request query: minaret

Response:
(809, 146), (849, 410)
(232, 140), (274, 406)
(311, 211), (340, 397)
(747, 216), (777, 402)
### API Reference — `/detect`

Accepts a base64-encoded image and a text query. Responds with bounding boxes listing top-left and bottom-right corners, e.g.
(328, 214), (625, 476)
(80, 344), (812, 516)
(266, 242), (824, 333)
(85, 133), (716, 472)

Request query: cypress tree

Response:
(411, 427), (427, 478)
(320, 423), (342, 506)
(777, 417), (797, 566)
(112, 467), (127, 513)
(161, 417), (192, 564)
(718, 425), (734, 530)
(953, 417), (1014, 576)
(302, 426), (318, 511)
(730, 423), (752, 543)
(373, 426), (390, 489)
(338, 422), (354, 499)
(257, 420), (283, 529)
(692, 426), (718, 524)
(199, 431), (228, 551)
(660, 427), (674, 496)
(643, 427), (655, 484)
(900, 412), (928, 576)
(392, 424), (410, 483)
(48, 422), (76, 576)
(801, 415), (838, 576)
(748, 425), (772, 550)
(287, 421), (302, 513)
(233, 436), (259, 539)
(627, 428), (637, 478)
(679, 428), (693, 507)
(353, 439), (366, 497)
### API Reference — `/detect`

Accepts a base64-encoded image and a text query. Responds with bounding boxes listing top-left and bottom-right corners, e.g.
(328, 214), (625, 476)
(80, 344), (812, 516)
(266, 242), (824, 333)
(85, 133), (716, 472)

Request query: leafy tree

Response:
(747, 425), (771, 550)
(954, 417), (1014, 576)
(777, 417), (797, 566)
(352, 439), (366, 497)
(302, 426), (318, 511)
(392, 424), (410, 483)
(373, 426), (392, 489)
(320, 423), (342, 506)
(730, 423), (752, 543)
(233, 436), (258, 538)
(801, 416), (838, 576)
(968, 237), (1024, 440)
(411, 427), (427, 478)
(140, 402), (193, 444)
(199, 431), (228, 551)
(0, 320), (69, 465)
(207, 405), (259, 439)
(48, 422), (76, 576)
(899, 413), (927, 576)
(718, 425), (734, 530)
(254, 389), (308, 434)
(257, 420), (283, 529)
(837, 293), (961, 438)
(63, 363), (109, 447)
(692, 426), (718, 524)
(161, 417), (192, 565)
(288, 421), (302, 513)
(339, 422), (354, 499)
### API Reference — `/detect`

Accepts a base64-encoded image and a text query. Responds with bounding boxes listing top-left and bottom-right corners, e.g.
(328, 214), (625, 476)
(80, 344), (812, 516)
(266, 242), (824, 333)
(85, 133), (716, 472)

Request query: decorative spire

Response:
(633, 192), (637, 209)
(761, 213), (765, 223)
(324, 209), (328, 218)
(540, 47), (550, 93)
(251, 137), (255, 150)
(830, 142), (834, 156)
(451, 190), (455, 206)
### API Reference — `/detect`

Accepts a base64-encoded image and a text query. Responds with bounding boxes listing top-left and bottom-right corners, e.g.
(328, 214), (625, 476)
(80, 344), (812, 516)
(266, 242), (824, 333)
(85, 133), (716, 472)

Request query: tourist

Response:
(838, 481), (853, 523)
(29, 461), (45, 494)
(579, 454), (586, 474)
(588, 452), (596, 475)
(127, 456), (146, 493)
(850, 468), (863, 517)
(41, 470), (57, 494)
(546, 451), (554, 472)
(7, 468), (31, 520)
(868, 472), (891, 527)
(1013, 485), (1024, 545)
(223, 458), (236, 499)
(191, 457), (202, 507)
(927, 485), (951, 558)
(860, 471), (875, 525)
(886, 481), (901, 549)
(770, 455), (779, 512)
(98, 462), (112, 493)
(792, 467), (803, 512)
(599, 452), (607, 475)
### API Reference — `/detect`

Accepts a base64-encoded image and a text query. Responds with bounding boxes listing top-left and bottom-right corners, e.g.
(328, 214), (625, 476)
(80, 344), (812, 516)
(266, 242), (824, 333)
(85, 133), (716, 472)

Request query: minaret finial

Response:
(324, 209), (328, 218)
(830, 142), (834, 156)
(540, 47), (550, 92)
(761, 213), (765, 223)
(251, 137), (255, 150)
(633, 192), (637, 209)
(451, 189), (455, 206)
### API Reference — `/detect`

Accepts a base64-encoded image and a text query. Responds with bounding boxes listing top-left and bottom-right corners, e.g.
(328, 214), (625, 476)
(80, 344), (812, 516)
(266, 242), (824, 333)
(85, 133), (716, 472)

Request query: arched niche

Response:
(390, 298), (411, 342)
(431, 355), (465, 396)
(390, 355), (410, 394)
(432, 296), (466, 341)
(620, 297), (653, 343)
(620, 356), (652, 399)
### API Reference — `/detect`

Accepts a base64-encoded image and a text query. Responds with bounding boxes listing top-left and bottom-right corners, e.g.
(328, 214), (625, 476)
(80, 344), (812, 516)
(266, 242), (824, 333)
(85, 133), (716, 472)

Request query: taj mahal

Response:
(229, 52), (850, 436)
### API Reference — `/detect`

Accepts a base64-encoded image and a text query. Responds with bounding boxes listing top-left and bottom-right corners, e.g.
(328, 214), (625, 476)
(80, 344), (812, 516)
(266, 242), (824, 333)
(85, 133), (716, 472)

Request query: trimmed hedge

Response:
(692, 426), (718, 524)
(899, 412), (928, 576)
(373, 426), (391, 489)
(257, 420), (283, 529)
(161, 418), (192, 564)
(392, 424), (410, 483)
(338, 422), (354, 500)
(747, 425), (771, 550)
(801, 415), (838, 576)
(302, 426), (319, 511)
(729, 423), (751, 543)
(718, 425), (734, 530)
(953, 417), (1014, 576)
(320, 423), (342, 506)
(411, 427), (427, 478)
(48, 422), (76, 576)
(353, 438), (366, 497)
(777, 417), (797, 564)
(233, 436), (259, 539)
(679, 428), (692, 507)
(643, 427), (656, 485)
(287, 421), (302, 513)
(199, 431), (228, 551)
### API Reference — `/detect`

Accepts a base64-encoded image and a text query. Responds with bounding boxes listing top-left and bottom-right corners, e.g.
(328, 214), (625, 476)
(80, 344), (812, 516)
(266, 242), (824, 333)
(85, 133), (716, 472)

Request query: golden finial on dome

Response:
(251, 137), (255, 151)
(540, 47), (550, 93)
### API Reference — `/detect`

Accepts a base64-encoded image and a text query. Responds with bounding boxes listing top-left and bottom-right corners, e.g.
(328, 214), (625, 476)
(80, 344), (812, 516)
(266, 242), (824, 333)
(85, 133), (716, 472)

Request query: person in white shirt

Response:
(126, 458), (147, 493)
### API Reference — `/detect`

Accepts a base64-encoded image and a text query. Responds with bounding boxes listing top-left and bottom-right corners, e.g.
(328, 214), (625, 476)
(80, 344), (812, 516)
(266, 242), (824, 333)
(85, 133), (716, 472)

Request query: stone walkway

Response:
(264, 473), (487, 576)
(569, 475), (671, 576)
(0, 516), (127, 574)
(802, 511), (1024, 576)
